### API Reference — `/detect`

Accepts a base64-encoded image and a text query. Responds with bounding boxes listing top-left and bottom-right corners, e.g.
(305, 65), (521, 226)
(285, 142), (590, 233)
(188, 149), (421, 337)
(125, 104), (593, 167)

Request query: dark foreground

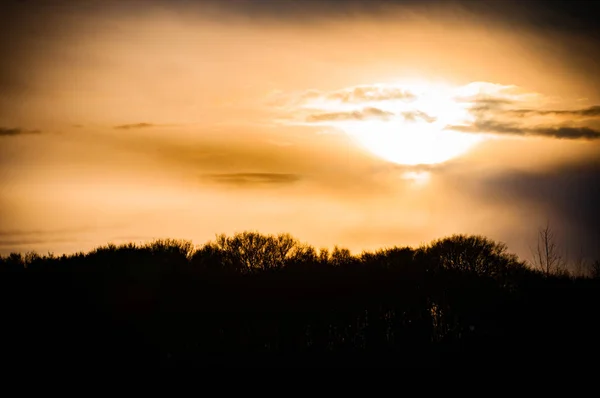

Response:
(2, 233), (599, 368)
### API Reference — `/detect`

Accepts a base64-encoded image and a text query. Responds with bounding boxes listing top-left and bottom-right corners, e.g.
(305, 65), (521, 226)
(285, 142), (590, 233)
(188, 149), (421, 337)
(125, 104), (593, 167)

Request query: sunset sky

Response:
(1, 0), (599, 264)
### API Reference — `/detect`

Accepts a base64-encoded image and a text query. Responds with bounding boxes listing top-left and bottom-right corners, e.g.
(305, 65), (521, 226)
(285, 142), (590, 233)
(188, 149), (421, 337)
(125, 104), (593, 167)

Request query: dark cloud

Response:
(0, 237), (72, 247)
(0, 127), (41, 137)
(307, 107), (394, 122)
(465, 101), (600, 120)
(465, 160), (600, 261)
(204, 172), (301, 187)
(455, 99), (600, 140)
(193, 0), (418, 21)
(25, 0), (600, 39)
(458, 97), (515, 112)
(3, 0), (599, 96)
(114, 123), (155, 130)
(5, 1), (596, 36)
(454, 97), (517, 123)
(447, 121), (600, 140)
(509, 105), (600, 118)
(536, 126), (600, 140)
(0, 228), (77, 237)
(460, 0), (600, 39)
(188, 0), (600, 36)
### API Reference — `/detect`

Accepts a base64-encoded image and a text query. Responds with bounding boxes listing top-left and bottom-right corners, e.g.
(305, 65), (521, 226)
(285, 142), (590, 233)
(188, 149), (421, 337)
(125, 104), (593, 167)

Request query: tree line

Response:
(1, 231), (599, 368)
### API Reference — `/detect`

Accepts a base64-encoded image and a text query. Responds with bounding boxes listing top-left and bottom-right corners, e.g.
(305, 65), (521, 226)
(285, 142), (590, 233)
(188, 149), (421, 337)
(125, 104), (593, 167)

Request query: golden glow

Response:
(401, 171), (431, 186)
(296, 81), (486, 166)
(344, 120), (483, 166)
(1, 3), (599, 262)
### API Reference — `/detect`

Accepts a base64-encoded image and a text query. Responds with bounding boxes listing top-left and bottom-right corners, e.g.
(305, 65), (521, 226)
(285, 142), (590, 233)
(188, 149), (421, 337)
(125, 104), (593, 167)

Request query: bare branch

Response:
(531, 221), (564, 276)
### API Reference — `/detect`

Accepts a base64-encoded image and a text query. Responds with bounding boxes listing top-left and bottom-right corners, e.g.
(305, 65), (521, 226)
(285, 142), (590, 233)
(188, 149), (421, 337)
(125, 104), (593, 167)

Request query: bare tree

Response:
(530, 221), (565, 276)
(213, 231), (301, 272)
(591, 260), (600, 279)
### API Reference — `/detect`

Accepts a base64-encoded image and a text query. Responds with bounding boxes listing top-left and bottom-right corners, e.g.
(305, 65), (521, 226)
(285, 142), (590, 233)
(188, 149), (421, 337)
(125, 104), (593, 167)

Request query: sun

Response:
(296, 80), (488, 166)
(342, 119), (483, 166)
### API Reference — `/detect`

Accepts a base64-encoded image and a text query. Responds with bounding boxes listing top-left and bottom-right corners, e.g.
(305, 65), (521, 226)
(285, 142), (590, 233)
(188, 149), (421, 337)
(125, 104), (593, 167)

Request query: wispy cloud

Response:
(0, 127), (41, 137)
(306, 107), (394, 123)
(204, 172), (301, 187)
(114, 123), (155, 130)
(323, 86), (416, 104)
(450, 88), (600, 141)
(457, 97), (515, 113)
(281, 80), (600, 144)
(0, 227), (94, 248)
(401, 110), (436, 123)
(0, 238), (73, 247)
(272, 85), (417, 108)
(447, 121), (600, 140)
(508, 106), (600, 118)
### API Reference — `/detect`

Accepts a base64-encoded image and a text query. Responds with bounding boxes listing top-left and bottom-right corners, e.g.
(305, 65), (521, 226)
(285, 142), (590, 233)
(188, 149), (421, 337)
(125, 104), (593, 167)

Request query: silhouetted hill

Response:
(1, 232), (599, 368)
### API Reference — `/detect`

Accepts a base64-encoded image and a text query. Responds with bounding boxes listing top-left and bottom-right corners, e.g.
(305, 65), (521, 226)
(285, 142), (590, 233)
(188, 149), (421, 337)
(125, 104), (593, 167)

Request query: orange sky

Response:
(1, 0), (599, 264)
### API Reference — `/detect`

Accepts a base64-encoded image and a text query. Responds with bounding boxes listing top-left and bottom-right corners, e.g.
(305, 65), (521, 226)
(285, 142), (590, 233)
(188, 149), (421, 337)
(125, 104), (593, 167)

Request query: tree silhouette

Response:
(1, 230), (599, 368)
(591, 260), (600, 279)
(531, 222), (565, 276)
(424, 234), (521, 279)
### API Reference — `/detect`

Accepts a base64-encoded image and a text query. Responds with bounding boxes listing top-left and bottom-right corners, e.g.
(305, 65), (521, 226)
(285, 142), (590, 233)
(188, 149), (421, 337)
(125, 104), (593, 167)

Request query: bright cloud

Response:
(275, 81), (600, 166)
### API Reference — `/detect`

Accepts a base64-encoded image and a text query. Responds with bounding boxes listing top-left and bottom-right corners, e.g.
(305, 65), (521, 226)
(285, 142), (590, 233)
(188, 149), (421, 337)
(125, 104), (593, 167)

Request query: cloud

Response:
(0, 127), (40, 137)
(401, 110), (436, 123)
(79, 126), (391, 198)
(306, 107), (394, 123)
(204, 173), (301, 187)
(459, 97), (515, 113)
(192, 0), (600, 40)
(325, 86), (416, 104)
(281, 86), (416, 108)
(0, 228), (79, 238)
(447, 121), (600, 140)
(0, 227), (94, 248)
(461, 159), (600, 261)
(533, 126), (600, 140)
(114, 123), (155, 130)
(452, 90), (600, 140)
(509, 105), (600, 117)
(0, 239), (69, 248)
(0, 237), (72, 247)
(458, 89), (600, 121)
(194, 0), (403, 22)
